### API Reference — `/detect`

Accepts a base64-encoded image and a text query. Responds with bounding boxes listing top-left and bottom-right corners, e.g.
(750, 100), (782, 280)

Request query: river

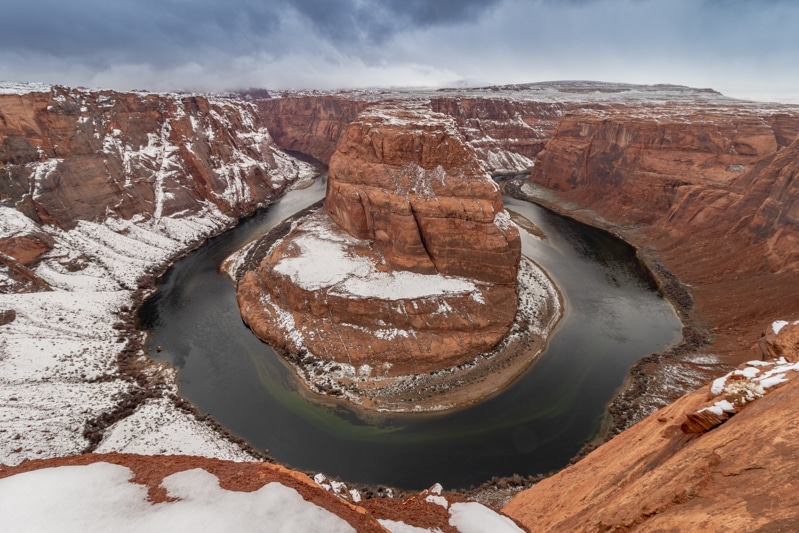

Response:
(138, 176), (681, 490)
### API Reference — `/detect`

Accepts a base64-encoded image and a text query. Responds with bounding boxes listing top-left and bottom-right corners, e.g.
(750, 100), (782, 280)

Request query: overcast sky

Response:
(1, 0), (797, 102)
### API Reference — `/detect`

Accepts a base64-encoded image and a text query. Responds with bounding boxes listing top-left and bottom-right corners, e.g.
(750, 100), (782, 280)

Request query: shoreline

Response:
(500, 178), (721, 443)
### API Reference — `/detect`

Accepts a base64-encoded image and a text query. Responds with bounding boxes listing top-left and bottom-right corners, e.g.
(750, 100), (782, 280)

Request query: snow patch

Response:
(448, 502), (525, 533)
(273, 214), (479, 301)
(0, 463), (356, 532)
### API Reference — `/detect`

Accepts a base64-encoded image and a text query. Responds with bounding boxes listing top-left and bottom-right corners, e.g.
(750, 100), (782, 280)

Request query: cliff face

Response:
(525, 104), (799, 360)
(0, 85), (314, 470)
(326, 108), (521, 283)
(0, 88), (305, 232)
(256, 95), (365, 164)
(430, 96), (565, 174)
(0, 86), (312, 294)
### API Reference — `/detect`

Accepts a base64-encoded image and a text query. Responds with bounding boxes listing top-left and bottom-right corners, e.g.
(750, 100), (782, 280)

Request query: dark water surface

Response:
(139, 178), (681, 490)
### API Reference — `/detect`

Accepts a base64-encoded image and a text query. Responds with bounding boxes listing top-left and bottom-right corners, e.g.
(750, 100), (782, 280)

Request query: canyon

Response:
(2, 81), (799, 530)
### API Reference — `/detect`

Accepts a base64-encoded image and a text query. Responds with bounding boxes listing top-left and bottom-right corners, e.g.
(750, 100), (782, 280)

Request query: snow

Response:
(0, 88), (317, 467)
(0, 81), (52, 95)
(698, 356), (799, 423)
(425, 494), (449, 508)
(698, 399), (736, 417)
(771, 319), (799, 335)
(95, 398), (252, 461)
(0, 206), (39, 239)
(273, 214), (480, 300)
(494, 209), (514, 232)
(710, 375), (729, 396)
(0, 462), (356, 533)
(379, 520), (443, 533)
(772, 320), (789, 334)
(448, 502), (525, 533)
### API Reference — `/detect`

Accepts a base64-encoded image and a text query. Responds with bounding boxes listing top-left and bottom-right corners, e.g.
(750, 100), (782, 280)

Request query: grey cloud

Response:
(0, 0), (500, 65)
(0, 0), (796, 99)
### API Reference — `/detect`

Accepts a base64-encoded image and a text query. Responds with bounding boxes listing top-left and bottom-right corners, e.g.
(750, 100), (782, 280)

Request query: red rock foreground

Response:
(503, 321), (799, 532)
(235, 107), (562, 411)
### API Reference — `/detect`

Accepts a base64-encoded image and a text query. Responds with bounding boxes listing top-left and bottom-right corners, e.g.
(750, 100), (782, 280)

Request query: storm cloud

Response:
(0, 0), (796, 101)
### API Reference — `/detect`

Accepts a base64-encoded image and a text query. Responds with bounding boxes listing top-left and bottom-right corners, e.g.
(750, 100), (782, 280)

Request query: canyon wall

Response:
(0, 86), (311, 291)
(525, 104), (799, 360)
(256, 95), (365, 164)
(0, 85), (313, 470)
(504, 323), (799, 532)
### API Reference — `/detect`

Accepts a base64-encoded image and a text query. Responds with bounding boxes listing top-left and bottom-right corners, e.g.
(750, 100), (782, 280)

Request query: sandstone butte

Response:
(236, 107), (526, 405)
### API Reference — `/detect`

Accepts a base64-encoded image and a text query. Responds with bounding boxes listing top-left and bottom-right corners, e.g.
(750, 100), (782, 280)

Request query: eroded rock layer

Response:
(236, 108), (526, 406)
(524, 103), (799, 362)
(238, 210), (517, 377)
(503, 324), (799, 532)
(326, 108), (521, 283)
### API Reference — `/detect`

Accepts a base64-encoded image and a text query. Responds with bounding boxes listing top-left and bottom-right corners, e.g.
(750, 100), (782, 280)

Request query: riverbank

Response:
(501, 178), (724, 441)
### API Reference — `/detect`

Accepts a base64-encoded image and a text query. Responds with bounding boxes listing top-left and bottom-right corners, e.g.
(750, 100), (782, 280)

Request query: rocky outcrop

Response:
(503, 328), (799, 532)
(755, 319), (799, 363)
(235, 107), (538, 410)
(0, 87), (307, 232)
(326, 108), (521, 283)
(238, 211), (519, 378)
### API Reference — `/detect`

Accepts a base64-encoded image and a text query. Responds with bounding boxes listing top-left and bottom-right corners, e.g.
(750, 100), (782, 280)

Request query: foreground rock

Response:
(235, 108), (561, 411)
(503, 325), (799, 532)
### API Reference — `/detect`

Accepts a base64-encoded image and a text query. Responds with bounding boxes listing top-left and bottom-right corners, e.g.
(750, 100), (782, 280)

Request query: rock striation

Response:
(325, 107), (521, 283)
(235, 107), (542, 410)
(514, 97), (799, 428)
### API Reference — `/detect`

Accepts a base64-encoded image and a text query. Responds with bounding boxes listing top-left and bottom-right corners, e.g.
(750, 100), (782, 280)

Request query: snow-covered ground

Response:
(0, 204), (264, 466)
(273, 213), (481, 300)
(0, 461), (526, 533)
(0, 462), (356, 533)
(0, 94), (317, 466)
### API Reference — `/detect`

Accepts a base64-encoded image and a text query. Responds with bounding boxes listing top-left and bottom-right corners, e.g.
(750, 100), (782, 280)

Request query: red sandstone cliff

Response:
(0, 86), (310, 292)
(256, 95), (366, 164)
(525, 104), (799, 362)
(326, 107), (521, 283)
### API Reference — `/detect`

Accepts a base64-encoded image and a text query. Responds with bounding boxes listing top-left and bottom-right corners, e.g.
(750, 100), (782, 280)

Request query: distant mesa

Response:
(232, 107), (559, 411)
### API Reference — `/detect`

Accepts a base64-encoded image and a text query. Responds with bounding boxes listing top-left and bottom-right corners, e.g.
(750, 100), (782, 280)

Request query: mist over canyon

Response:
(2, 80), (799, 531)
